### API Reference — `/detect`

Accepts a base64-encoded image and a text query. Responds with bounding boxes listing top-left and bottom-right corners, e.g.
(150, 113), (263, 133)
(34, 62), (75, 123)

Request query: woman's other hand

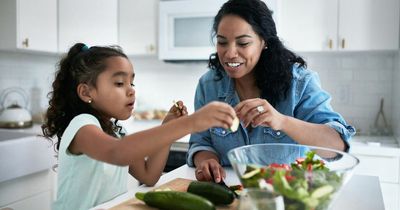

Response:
(195, 158), (226, 183)
(235, 98), (287, 130)
(162, 100), (188, 124)
(189, 101), (236, 133)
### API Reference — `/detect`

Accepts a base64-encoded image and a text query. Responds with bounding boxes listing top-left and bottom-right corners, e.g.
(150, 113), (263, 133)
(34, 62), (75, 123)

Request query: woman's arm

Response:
(280, 116), (345, 151)
(193, 150), (225, 183)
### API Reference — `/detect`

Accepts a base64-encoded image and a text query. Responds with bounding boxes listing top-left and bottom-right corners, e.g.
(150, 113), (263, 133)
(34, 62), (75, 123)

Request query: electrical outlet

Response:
(336, 85), (350, 105)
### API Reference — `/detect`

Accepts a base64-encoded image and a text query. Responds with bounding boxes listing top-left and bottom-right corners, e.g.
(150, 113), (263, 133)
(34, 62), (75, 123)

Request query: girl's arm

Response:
(128, 102), (186, 186)
(70, 115), (196, 165)
(127, 145), (170, 186)
(69, 101), (236, 171)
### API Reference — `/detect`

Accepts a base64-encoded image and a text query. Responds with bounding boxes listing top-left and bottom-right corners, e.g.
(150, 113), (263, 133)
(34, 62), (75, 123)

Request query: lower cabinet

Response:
(0, 170), (53, 210)
(350, 143), (400, 210)
(380, 183), (400, 210)
(2, 190), (52, 210)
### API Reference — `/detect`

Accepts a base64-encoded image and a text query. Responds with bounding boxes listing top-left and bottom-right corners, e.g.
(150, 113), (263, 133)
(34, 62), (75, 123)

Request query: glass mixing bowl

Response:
(227, 143), (359, 210)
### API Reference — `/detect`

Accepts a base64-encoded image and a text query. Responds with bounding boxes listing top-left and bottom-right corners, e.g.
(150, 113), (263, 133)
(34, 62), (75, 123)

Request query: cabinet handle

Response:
(22, 38), (29, 48)
(328, 39), (333, 49)
(148, 44), (155, 53)
(341, 38), (346, 49)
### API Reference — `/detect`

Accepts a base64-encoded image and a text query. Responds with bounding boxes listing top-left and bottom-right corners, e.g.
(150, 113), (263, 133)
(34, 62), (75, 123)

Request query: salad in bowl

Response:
(227, 143), (359, 210)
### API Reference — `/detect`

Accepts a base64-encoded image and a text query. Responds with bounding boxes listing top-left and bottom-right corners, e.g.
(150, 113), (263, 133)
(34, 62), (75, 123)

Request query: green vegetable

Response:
(240, 151), (343, 210)
(135, 191), (215, 210)
(187, 181), (235, 205)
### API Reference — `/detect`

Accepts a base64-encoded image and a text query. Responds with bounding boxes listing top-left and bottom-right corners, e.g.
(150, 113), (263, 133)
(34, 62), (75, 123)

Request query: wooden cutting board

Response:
(109, 178), (238, 210)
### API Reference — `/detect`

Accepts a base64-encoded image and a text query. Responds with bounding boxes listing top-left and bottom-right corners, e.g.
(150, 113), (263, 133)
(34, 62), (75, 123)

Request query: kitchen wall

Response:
(0, 51), (398, 136)
(393, 52), (400, 140)
(0, 51), (58, 114)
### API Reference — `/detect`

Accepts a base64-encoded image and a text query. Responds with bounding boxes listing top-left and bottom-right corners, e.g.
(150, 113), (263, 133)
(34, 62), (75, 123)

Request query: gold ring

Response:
(196, 169), (202, 174)
(256, 106), (264, 114)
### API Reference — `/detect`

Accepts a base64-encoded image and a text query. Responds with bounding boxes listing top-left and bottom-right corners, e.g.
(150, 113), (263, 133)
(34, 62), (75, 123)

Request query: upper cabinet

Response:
(0, 0), (57, 52)
(119, 0), (157, 56)
(339, 0), (399, 51)
(58, 0), (118, 53)
(278, 0), (400, 51)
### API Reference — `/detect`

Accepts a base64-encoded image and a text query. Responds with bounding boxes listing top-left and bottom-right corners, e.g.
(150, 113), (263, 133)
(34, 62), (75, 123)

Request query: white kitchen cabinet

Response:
(380, 183), (399, 210)
(58, 0), (118, 53)
(0, 0), (57, 52)
(0, 170), (54, 210)
(350, 136), (400, 210)
(277, 0), (337, 51)
(119, 0), (157, 56)
(2, 190), (52, 210)
(278, 0), (399, 51)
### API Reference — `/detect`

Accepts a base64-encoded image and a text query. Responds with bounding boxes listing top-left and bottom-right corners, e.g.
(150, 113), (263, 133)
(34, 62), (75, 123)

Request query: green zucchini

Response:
(135, 191), (215, 210)
(187, 181), (235, 205)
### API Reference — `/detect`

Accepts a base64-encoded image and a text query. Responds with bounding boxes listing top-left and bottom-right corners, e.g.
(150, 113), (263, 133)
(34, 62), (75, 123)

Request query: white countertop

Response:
(91, 165), (384, 210)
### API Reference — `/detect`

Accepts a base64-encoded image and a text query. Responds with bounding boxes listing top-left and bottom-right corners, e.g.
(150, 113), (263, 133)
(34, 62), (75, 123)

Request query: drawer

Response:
(353, 154), (399, 183)
(2, 190), (52, 210)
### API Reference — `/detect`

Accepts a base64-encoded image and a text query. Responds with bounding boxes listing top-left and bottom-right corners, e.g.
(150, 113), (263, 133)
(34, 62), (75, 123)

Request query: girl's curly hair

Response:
(42, 43), (127, 151)
(209, 0), (306, 107)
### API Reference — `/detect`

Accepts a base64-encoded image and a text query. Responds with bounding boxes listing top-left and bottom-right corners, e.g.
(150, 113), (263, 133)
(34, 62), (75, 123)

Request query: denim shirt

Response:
(187, 65), (356, 167)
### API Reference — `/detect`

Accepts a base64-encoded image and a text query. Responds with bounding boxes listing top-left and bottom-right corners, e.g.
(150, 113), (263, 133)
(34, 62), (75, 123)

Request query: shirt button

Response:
(276, 131), (281, 136)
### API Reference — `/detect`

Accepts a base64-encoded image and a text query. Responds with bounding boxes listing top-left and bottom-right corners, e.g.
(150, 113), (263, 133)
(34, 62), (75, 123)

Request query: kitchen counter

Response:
(91, 165), (385, 210)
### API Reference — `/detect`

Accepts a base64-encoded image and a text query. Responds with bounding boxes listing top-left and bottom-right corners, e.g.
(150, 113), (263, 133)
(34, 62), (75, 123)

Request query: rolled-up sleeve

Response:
(187, 132), (218, 167)
(294, 70), (356, 149)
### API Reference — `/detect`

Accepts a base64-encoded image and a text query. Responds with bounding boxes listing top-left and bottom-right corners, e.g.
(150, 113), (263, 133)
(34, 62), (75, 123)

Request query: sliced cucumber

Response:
(242, 168), (261, 179)
(311, 185), (334, 199)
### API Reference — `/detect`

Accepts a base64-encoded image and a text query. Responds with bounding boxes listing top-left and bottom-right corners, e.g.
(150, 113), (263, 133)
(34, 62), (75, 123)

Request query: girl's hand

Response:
(189, 101), (236, 132)
(162, 100), (188, 124)
(235, 98), (286, 130)
(195, 159), (226, 183)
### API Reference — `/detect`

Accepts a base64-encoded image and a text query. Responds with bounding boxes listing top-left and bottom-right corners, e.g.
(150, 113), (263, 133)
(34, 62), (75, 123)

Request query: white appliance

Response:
(158, 0), (278, 61)
(158, 0), (225, 61)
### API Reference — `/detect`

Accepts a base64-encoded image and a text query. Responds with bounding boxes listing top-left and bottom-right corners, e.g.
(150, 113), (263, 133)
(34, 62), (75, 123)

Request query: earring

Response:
(264, 46), (268, 50)
(88, 99), (92, 104)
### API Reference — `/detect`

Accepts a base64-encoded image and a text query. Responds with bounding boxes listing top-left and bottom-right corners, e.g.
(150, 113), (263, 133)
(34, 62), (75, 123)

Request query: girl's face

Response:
(89, 56), (135, 120)
(216, 15), (265, 80)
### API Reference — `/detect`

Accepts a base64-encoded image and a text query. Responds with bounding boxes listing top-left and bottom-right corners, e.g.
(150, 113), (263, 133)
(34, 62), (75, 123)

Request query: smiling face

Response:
(89, 56), (135, 120)
(216, 15), (265, 80)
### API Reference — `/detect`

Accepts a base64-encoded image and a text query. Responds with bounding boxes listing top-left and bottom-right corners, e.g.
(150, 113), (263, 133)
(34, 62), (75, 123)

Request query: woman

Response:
(187, 0), (356, 183)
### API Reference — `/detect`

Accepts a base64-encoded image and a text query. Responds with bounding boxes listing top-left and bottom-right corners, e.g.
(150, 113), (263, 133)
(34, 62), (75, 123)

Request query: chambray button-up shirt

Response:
(187, 65), (356, 167)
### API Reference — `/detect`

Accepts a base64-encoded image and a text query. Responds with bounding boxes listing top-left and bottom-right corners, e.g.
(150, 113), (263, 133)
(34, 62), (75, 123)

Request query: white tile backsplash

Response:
(0, 50), (398, 135)
(0, 51), (59, 114)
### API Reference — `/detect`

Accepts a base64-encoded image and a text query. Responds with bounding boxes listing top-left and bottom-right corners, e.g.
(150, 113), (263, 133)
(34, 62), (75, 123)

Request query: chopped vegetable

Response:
(240, 151), (342, 210)
(229, 117), (240, 132)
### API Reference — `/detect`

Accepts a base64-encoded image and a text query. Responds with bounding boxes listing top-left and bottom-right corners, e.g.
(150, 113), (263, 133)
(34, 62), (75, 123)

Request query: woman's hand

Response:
(235, 98), (287, 130)
(195, 158), (226, 183)
(162, 100), (188, 124)
(189, 101), (236, 133)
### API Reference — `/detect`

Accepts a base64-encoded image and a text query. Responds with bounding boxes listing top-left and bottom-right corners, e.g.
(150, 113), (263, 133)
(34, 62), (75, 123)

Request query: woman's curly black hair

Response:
(209, 0), (306, 107)
(42, 43), (127, 151)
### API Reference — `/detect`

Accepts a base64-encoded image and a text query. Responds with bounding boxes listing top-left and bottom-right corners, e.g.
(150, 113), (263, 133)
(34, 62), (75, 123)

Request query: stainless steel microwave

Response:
(158, 0), (278, 61)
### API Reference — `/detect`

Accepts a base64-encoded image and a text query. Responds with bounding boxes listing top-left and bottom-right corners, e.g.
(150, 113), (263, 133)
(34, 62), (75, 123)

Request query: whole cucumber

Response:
(135, 191), (215, 210)
(187, 181), (235, 205)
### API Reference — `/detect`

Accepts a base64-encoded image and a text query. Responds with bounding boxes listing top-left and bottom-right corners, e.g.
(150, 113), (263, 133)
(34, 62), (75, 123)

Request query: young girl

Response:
(42, 43), (236, 210)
